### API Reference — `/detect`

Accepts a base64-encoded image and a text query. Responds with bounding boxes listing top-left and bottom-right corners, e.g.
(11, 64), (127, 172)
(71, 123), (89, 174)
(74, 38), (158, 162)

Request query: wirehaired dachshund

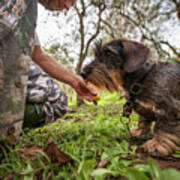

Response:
(81, 39), (180, 156)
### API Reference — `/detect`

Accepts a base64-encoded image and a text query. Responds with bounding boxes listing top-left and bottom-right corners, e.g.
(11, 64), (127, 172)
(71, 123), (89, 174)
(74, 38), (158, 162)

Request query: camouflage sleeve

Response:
(0, 0), (37, 142)
(0, 0), (27, 39)
(0, 22), (11, 40)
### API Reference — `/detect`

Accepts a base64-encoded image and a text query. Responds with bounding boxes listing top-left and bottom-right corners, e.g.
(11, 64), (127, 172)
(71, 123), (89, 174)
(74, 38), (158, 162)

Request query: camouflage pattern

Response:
(0, 0), (37, 142)
(23, 62), (69, 128)
(0, 0), (27, 39)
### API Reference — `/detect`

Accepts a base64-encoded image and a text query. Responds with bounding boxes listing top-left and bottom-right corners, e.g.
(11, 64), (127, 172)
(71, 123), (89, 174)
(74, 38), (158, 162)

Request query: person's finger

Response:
(76, 88), (92, 100)
(88, 89), (97, 96)
(80, 83), (97, 96)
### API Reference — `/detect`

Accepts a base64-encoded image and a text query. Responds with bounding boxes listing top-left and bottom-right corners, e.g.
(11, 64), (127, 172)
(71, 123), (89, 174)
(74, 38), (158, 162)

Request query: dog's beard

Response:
(85, 66), (124, 92)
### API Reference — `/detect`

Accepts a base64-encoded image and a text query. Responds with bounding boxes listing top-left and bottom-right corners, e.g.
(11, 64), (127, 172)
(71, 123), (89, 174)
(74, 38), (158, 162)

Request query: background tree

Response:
(99, 0), (180, 58)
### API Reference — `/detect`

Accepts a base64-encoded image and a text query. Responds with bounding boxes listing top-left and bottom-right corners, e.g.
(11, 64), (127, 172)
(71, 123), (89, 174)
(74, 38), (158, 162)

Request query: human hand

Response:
(71, 75), (97, 102)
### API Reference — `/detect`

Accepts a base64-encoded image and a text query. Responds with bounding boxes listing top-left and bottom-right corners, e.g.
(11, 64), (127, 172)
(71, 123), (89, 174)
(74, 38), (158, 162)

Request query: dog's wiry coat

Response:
(81, 39), (180, 156)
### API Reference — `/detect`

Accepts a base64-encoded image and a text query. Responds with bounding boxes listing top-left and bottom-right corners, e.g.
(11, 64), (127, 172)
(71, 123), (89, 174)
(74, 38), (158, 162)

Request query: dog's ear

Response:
(122, 41), (149, 73)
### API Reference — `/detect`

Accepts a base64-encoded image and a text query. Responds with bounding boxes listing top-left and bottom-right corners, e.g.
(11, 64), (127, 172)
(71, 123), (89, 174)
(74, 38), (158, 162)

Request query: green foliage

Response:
(127, 158), (180, 180)
(0, 91), (179, 179)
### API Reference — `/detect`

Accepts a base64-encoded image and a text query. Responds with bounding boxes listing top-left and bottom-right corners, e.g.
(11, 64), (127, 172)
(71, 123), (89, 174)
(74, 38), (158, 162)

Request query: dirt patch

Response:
(127, 136), (180, 170)
(117, 147), (180, 170)
(135, 148), (180, 170)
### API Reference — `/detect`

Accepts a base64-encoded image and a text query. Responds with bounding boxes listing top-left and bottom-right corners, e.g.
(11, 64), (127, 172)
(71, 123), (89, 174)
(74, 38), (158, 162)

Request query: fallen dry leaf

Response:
(45, 142), (72, 164)
(19, 141), (73, 165)
(19, 145), (43, 161)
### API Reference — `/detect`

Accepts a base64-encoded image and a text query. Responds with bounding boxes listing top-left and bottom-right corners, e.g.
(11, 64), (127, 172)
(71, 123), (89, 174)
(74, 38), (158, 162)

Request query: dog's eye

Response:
(104, 50), (113, 57)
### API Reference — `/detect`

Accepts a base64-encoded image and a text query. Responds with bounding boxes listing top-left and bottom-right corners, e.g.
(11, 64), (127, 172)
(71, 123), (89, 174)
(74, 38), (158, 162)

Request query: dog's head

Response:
(81, 39), (149, 91)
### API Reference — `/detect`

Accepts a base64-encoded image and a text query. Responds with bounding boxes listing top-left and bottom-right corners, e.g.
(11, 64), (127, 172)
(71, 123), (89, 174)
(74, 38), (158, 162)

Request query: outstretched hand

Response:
(71, 75), (97, 102)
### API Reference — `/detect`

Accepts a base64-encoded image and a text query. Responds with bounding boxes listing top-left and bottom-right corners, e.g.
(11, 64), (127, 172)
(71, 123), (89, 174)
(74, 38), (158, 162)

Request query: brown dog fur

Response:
(81, 39), (180, 156)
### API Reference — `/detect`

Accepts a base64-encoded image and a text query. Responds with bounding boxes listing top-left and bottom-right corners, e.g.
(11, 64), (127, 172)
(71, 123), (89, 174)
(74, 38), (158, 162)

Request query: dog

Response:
(81, 39), (180, 157)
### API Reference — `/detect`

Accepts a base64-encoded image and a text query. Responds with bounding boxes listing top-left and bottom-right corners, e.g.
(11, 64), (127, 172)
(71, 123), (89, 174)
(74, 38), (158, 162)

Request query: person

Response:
(0, 0), (96, 143)
(24, 31), (71, 127)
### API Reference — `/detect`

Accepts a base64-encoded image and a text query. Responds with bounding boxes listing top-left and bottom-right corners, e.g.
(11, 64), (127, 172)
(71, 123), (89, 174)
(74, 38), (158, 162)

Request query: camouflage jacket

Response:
(0, 0), (29, 40)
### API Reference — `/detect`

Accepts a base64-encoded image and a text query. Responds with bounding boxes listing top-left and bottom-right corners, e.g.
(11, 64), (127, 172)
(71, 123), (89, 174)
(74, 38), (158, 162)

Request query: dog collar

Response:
(130, 82), (143, 95)
(123, 61), (154, 117)
(124, 61), (154, 95)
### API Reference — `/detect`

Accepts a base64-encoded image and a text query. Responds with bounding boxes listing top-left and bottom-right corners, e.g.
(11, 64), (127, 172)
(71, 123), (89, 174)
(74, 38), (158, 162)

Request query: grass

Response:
(0, 91), (180, 180)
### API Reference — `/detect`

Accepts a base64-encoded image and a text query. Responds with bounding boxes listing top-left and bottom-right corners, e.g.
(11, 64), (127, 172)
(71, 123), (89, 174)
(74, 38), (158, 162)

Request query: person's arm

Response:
(32, 45), (96, 101)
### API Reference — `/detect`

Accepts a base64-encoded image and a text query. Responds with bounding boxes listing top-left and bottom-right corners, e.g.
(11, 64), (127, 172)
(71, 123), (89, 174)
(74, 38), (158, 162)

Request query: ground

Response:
(0, 91), (180, 180)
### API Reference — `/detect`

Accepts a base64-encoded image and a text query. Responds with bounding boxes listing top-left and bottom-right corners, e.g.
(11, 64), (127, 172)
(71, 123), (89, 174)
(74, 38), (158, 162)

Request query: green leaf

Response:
(147, 157), (163, 180)
(133, 164), (151, 173)
(127, 167), (149, 180)
(24, 175), (34, 180)
(172, 154), (180, 158)
(121, 160), (133, 167)
(172, 150), (180, 158)
(162, 168), (180, 180)
(91, 168), (118, 177)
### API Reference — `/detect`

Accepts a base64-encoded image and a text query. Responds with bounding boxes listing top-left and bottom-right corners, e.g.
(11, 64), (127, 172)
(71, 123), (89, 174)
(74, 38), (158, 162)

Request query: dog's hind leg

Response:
(131, 116), (152, 137)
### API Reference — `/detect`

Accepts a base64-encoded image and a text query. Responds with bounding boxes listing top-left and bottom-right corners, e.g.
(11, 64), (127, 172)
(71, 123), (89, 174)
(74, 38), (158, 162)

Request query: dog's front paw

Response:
(144, 132), (180, 156)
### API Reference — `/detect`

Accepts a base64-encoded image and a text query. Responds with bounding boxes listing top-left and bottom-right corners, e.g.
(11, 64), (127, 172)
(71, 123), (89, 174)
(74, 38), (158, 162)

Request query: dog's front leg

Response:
(144, 121), (180, 156)
(131, 116), (152, 137)
(144, 132), (180, 156)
